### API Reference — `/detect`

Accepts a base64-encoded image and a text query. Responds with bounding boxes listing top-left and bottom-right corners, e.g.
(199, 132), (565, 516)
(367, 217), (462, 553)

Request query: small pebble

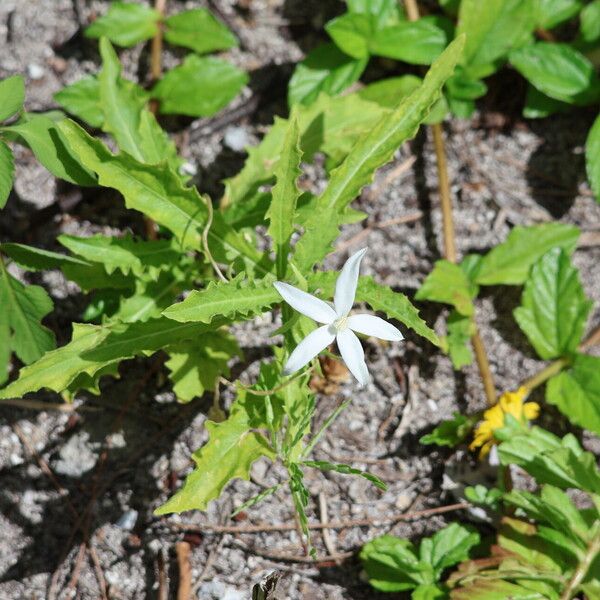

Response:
(27, 63), (45, 80)
(116, 509), (138, 531)
(224, 126), (250, 152)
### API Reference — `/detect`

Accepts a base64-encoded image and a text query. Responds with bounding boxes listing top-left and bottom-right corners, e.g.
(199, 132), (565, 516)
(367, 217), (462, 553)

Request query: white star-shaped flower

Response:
(273, 248), (404, 386)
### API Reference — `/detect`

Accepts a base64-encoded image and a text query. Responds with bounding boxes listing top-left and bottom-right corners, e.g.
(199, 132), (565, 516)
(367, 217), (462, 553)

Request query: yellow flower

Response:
(469, 387), (539, 459)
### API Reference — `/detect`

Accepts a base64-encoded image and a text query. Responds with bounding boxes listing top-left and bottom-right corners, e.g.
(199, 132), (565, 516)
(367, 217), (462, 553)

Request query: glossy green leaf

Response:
(308, 272), (440, 347)
(326, 13), (372, 59)
(54, 76), (104, 128)
(537, 0), (583, 29)
(420, 522), (480, 578)
(162, 274), (278, 324)
(420, 411), (478, 447)
(164, 8), (237, 54)
(0, 140), (14, 209)
(152, 55), (248, 117)
(547, 354), (600, 436)
(347, 0), (403, 29)
(166, 331), (240, 402)
(586, 112), (600, 202)
(514, 249), (592, 360)
(457, 0), (536, 71)
(0, 316), (228, 399)
(288, 43), (367, 107)
(293, 36), (464, 271)
(266, 118), (302, 278)
(155, 385), (275, 514)
(474, 223), (579, 286)
(360, 535), (423, 592)
(510, 42), (600, 104)
(581, 0), (600, 43)
(58, 120), (265, 273)
(0, 75), (25, 122)
(416, 259), (476, 316)
(0, 260), (55, 385)
(2, 113), (96, 186)
(369, 18), (448, 65)
(85, 2), (160, 47)
(446, 311), (474, 369)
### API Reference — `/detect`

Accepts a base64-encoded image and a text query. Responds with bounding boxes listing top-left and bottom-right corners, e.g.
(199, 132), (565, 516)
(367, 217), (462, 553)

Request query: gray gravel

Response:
(1, 1), (600, 599)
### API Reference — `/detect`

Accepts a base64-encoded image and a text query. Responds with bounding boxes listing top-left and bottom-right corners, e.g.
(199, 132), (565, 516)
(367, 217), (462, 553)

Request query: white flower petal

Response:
(274, 282), (336, 324)
(336, 328), (370, 386)
(347, 314), (404, 341)
(283, 325), (335, 375)
(334, 247), (367, 316)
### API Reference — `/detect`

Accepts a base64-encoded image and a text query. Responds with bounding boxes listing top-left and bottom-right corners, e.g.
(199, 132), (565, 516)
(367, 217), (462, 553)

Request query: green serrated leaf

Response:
(0, 75), (25, 122)
(510, 42), (600, 105)
(165, 331), (240, 402)
(420, 411), (478, 447)
(474, 223), (580, 286)
(523, 84), (569, 119)
(302, 460), (387, 490)
(266, 118), (302, 278)
(54, 76), (104, 128)
(2, 113), (96, 186)
(586, 112), (600, 203)
(514, 248), (593, 360)
(0, 317), (228, 400)
(546, 354), (600, 436)
(85, 2), (160, 47)
(416, 259), (476, 316)
(360, 534), (424, 592)
(164, 8), (237, 54)
(162, 274), (278, 324)
(287, 43), (368, 107)
(0, 259), (55, 384)
(153, 55), (248, 118)
(156, 384), (276, 514)
(58, 119), (266, 273)
(58, 234), (179, 279)
(293, 36), (464, 271)
(498, 426), (600, 495)
(0, 139), (14, 209)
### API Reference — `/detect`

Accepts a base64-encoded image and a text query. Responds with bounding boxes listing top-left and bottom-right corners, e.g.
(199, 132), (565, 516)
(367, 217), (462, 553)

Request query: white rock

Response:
(27, 63), (45, 80)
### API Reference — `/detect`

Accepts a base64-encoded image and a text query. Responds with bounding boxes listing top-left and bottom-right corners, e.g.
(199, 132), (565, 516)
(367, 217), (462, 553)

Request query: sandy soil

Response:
(1, 1), (599, 598)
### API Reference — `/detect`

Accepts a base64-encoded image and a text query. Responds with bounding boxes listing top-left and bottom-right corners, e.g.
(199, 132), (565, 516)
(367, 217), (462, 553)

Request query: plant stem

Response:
(580, 322), (600, 352)
(432, 123), (457, 262)
(151, 0), (167, 84)
(404, 0), (496, 406)
(560, 527), (600, 600)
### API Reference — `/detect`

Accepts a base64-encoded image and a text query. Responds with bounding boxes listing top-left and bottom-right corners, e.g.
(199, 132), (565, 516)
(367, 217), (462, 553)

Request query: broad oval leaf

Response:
(0, 140), (14, 209)
(152, 55), (248, 117)
(474, 223), (580, 286)
(85, 2), (160, 47)
(0, 75), (25, 122)
(287, 43), (368, 107)
(164, 8), (237, 54)
(369, 18), (448, 65)
(509, 42), (600, 104)
(547, 354), (600, 436)
(54, 76), (104, 128)
(586, 112), (600, 203)
(513, 248), (593, 360)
